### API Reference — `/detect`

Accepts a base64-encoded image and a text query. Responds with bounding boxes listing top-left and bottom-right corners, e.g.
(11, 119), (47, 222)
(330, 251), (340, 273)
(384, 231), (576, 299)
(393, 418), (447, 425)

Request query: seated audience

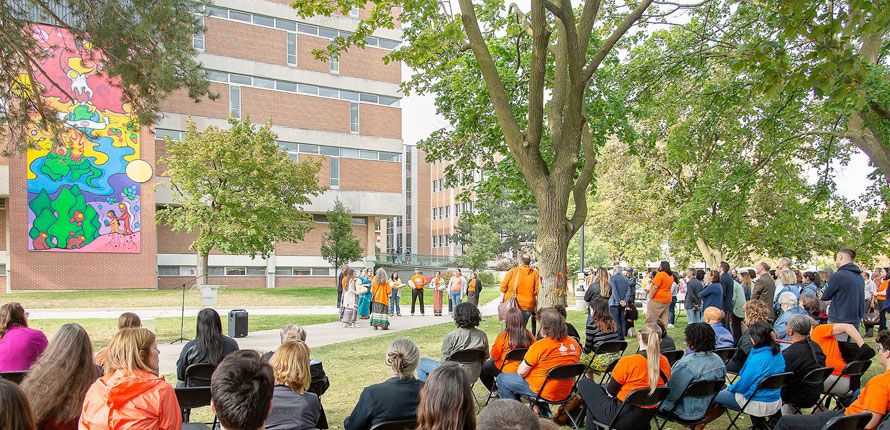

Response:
(417, 302), (489, 382)
(811, 319), (869, 397)
(94, 312), (141, 368)
(554, 306), (581, 343)
(773, 293), (806, 341)
(416, 364), (476, 430)
(21, 324), (99, 430)
(176, 308), (240, 384)
(79, 328), (181, 430)
(211, 350), (275, 430)
(480, 307), (534, 391)
(263, 325), (330, 429)
(497, 308), (582, 414)
(727, 299), (771, 373)
(477, 399), (540, 430)
(774, 330), (890, 430)
(0, 379), (36, 430)
(703, 307), (734, 349)
(701, 322), (785, 429)
(0, 302), (48, 372)
(578, 323), (670, 429)
(580, 298), (621, 372)
(780, 314), (826, 414)
(699, 270), (723, 312)
(345, 339), (424, 429)
(659, 323), (726, 421)
(266, 341), (321, 430)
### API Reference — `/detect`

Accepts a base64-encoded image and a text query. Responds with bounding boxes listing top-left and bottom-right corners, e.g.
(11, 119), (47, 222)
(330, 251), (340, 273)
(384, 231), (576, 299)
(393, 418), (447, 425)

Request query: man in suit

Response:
(753, 261), (777, 320)
(609, 264), (631, 337)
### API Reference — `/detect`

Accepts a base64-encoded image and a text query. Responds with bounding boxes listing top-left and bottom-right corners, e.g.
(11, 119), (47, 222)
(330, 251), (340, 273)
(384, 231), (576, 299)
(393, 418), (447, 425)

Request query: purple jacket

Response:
(0, 325), (48, 372)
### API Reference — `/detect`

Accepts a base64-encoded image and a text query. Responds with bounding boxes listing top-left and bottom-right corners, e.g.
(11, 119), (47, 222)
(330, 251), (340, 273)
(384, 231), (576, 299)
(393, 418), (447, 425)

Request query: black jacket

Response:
(822, 263), (865, 324)
(781, 339), (826, 408)
(176, 335), (240, 382)
(720, 272), (735, 313)
(345, 377), (424, 430)
(261, 353), (331, 428)
(684, 278), (703, 309)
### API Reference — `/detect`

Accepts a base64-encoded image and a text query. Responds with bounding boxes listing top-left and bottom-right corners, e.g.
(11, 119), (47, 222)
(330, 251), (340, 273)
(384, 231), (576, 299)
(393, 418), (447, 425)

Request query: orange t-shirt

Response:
(523, 336), (581, 401)
(649, 272), (673, 303)
(812, 324), (846, 377)
(611, 354), (671, 407)
(372, 281), (392, 305)
(411, 275), (426, 290)
(501, 266), (541, 311)
(878, 280), (889, 299)
(469, 279), (477, 292)
(846, 369), (890, 417)
(490, 330), (534, 373)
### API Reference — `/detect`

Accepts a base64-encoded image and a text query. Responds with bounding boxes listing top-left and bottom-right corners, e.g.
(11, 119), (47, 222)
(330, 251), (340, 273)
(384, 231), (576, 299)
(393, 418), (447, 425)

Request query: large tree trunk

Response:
(197, 251), (209, 286)
(848, 110), (890, 181)
(534, 195), (572, 310)
(695, 238), (722, 269)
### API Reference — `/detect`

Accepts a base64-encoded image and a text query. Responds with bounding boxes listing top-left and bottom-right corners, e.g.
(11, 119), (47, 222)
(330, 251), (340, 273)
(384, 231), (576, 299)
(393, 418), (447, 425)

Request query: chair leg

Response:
(724, 408), (742, 430)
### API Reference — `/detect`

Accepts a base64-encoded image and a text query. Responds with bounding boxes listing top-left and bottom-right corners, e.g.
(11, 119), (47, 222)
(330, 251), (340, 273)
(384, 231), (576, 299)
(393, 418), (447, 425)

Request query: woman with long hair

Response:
(341, 269), (363, 328)
(740, 271), (754, 302)
(699, 270), (724, 312)
(416, 363), (476, 430)
(647, 262), (674, 326)
(95, 312), (141, 368)
(79, 328), (182, 430)
(479, 307), (535, 391)
(370, 268), (392, 330)
(0, 302), (48, 372)
(0, 379), (36, 430)
(358, 268), (373, 319)
(389, 271), (404, 317)
(266, 341), (321, 430)
(448, 269), (467, 312)
(727, 299), (772, 373)
(175, 308), (239, 384)
(584, 268), (610, 325)
(578, 323), (670, 429)
(345, 339), (424, 429)
(581, 298), (621, 373)
(21, 324), (98, 430)
(780, 314), (826, 414)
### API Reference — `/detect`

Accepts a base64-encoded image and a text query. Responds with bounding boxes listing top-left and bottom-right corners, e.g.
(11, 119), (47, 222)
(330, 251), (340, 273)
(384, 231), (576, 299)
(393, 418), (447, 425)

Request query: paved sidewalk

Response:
(27, 306), (340, 320)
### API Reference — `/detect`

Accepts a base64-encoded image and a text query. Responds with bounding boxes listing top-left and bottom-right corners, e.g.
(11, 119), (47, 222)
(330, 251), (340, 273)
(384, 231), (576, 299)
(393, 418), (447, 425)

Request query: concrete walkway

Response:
(27, 306), (341, 320)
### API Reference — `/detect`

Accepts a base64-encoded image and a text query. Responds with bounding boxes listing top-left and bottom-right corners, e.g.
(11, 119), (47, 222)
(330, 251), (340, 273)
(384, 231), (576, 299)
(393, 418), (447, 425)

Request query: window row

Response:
(432, 205), (451, 220)
(205, 70), (400, 107)
(203, 5), (399, 50)
(454, 201), (474, 218)
(432, 178), (446, 192)
(312, 214), (368, 225)
(432, 235), (452, 248)
(275, 267), (336, 277)
(158, 266), (336, 277)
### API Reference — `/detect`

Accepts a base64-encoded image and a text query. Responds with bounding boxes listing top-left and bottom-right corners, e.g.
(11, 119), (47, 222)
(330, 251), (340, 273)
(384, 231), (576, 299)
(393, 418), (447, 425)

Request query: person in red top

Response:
(578, 323), (670, 429)
(775, 329), (890, 430)
(496, 308), (581, 416)
(811, 322), (869, 396)
(479, 307), (535, 391)
(647, 261), (674, 326)
(500, 255), (541, 330)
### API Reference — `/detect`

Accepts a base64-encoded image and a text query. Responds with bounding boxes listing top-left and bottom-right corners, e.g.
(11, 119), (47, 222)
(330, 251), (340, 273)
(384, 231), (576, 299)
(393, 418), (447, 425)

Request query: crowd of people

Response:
(3, 247), (890, 430)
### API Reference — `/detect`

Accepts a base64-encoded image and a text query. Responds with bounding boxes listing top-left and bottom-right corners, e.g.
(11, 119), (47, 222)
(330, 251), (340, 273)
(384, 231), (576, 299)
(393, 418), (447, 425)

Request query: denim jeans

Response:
(497, 372), (548, 414)
(713, 390), (741, 409)
(669, 296), (677, 324)
(686, 307), (702, 324)
(389, 290), (401, 315)
(417, 358), (440, 381)
(610, 306), (626, 338)
(449, 291), (462, 311)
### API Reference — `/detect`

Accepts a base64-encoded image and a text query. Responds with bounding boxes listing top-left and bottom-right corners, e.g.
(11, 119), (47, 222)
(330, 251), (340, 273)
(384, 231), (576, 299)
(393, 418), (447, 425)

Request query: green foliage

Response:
(320, 200), (363, 275)
(458, 223), (500, 271)
(566, 231), (611, 274)
(453, 200), (537, 257)
(28, 185), (100, 248)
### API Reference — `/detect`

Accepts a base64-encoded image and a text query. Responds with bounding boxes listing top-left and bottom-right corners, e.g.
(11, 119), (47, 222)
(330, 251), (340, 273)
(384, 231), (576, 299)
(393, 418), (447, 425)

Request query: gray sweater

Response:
(265, 385), (321, 430)
(440, 327), (490, 382)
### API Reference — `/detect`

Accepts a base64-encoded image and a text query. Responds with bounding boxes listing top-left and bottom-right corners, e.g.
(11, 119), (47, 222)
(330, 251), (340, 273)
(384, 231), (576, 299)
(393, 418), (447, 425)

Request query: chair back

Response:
(594, 340), (628, 356)
(840, 360), (869, 378)
(175, 386), (212, 410)
(662, 349), (684, 366)
(822, 412), (872, 430)
(756, 372), (792, 391)
(369, 419), (418, 430)
(803, 366), (835, 385)
(0, 371), (28, 384)
(500, 347), (528, 371)
(546, 363), (588, 381)
(449, 348), (486, 364)
(185, 363), (216, 387)
(714, 348), (736, 364)
(681, 379), (725, 398)
(624, 386), (671, 409)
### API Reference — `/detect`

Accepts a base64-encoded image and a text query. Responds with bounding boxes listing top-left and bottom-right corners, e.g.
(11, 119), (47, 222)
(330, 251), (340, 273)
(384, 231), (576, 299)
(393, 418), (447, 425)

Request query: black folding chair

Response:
(821, 412), (872, 430)
(598, 358), (621, 385)
(821, 361), (868, 411)
(448, 348), (487, 410)
(662, 349), (684, 366)
(714, 348), (736, 365)
(0, 371), (28, 384)
(580, 340), (627, 384)
(785, 366), (835, 414)
(175, 386), (217, 430)
(519, 363), (587, 430)
(588, 387), (671, 430)
(484, 347), (528, 406)
(185, 363), (216, 387)
(369, 419), (418, 430)
(722, 372), (792, 430)
(655, 379), (724, 430)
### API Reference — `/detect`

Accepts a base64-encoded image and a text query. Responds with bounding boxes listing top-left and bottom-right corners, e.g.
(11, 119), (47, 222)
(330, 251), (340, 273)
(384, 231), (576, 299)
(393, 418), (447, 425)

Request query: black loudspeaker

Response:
(228, 309), (248, 338)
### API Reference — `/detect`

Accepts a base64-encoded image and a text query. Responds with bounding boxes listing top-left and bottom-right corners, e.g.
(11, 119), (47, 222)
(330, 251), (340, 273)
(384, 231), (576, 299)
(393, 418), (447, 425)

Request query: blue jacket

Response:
(822, 263), (865, 324)
(800, 282), (819, 297)
(774, 306), (807, 340)
(700, 283), (723, 311)
(774, 284), (801, 314)
(660, 352), (726, 420)
(608, 274), (631, 307)
(711, 323), (735, 349)
(728, 346), (785, 402)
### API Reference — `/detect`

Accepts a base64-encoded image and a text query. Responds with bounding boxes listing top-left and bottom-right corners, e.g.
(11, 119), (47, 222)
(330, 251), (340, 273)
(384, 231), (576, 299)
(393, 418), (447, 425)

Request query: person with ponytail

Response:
(578, 323), (671, 429)
(175, 308), (239, 385)
(780, 314), (826, 414)
(345, 339), (424, 430)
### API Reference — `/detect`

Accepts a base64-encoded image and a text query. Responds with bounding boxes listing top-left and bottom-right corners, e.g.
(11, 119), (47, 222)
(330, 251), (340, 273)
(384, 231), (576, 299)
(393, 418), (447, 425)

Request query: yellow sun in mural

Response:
(126, 159), (153, 183)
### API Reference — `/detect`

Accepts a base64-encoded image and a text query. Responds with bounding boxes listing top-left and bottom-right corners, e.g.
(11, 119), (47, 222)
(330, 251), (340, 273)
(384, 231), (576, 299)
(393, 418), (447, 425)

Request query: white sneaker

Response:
(668, 324), (675, 328)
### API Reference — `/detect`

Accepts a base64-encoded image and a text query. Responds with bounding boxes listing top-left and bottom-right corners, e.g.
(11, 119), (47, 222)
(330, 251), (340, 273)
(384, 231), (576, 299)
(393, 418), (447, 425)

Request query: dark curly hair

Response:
(685, 322), (716, 353)
(453, 302), (481, 329)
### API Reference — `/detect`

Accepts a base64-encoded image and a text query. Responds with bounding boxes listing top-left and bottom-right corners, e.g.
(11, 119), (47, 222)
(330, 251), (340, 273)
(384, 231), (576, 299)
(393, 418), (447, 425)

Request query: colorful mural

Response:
(26, 25), (152, 253)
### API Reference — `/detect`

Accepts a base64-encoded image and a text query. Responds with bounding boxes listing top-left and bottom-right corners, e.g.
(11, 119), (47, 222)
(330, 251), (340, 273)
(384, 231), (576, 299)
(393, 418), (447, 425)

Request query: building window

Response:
(294, 268), (311, 276)
(350, 102), (359, 133)
(349, 7), (360, 17)
(225, 267), (246, 276)
(330, 157), (339, 188)
(433, 235), (438, 248)
(330, 56), (339, 73)
(193, 15), (205, 50)
(230, 86), (241, 118)
(158, 266), (179, 276)
(287, 33), (297, 65)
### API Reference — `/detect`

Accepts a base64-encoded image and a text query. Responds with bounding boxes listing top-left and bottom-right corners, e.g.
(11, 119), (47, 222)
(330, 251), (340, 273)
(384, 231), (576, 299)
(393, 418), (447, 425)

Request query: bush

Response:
(477, 271), (497, 287)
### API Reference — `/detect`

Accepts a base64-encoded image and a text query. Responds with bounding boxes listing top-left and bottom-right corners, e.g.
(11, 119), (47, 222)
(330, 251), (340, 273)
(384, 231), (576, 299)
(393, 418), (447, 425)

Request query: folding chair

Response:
(580, 340), (628, 385)
(448, 348), (487, 410)
(662, 349), (684, 366)
(655, 379), (724, 430)
(598, 358), (621, 385)
(0, 370), (28, 384)
(785, 366), (834, 414)
(369, 419), (418, 430)
(722, 372), (792, 430)
(174, 386), (217, 430)
(821, 412), (872, 430)
(185, 363), (216, 387)
(518, 363), (587, 430)
(588, 387), (671, 430)
(484, 347), (528, 405)
(714, 348), (736, 365)
(820, 361), (868, 411)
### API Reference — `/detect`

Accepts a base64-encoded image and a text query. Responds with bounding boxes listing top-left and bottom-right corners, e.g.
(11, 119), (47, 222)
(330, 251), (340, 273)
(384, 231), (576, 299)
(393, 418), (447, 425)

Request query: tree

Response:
(566, 231), (611, 274)
(458, 223), (500, 271)
(1, 0), (213, 153)
(320, 200), (363, 288)
(157, 116), (323, 285)
(453, 199), (537, 258)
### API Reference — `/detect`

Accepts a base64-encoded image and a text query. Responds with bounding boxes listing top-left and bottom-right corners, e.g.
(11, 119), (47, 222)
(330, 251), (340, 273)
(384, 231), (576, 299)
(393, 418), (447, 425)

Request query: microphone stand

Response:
(171, 273), (208, 344)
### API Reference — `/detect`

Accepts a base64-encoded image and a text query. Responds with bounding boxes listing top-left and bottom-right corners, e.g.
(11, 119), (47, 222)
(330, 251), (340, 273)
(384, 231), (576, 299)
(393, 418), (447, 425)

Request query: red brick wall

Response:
(275, 222), (368, 256)
(359, 104), (401, 139)
(0, 208), (7, 252)
(340, 158), (401, 193)
(241, 87), (351, 134)
(205, 17), (288, 66)
(159, 82), (230, 119)
(297, 34), (400, 84)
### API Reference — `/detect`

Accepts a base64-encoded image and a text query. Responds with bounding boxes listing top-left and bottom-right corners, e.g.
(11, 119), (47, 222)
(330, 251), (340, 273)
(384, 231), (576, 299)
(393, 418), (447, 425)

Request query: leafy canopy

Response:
(321, 200), (363, 271)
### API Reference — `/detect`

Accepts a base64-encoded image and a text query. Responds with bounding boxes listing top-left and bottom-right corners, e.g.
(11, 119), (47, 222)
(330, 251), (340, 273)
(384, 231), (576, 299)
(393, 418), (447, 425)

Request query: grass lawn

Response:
(30, 314), (339, 349)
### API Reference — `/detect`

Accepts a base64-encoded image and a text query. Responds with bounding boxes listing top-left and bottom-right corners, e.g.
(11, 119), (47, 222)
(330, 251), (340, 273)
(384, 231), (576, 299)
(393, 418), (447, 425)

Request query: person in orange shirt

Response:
(479, 307), (535, 391)
(876, 268), (889, 330)
(495, 308), (581, 416)
(370, 268), (393, 331)
(646, 261), (674, 327)
(409, 269), (427, 316)
(578, 322), (669, 429)
(811, 321), (870, 397)
(467, 272), (482, 306)
(774, 329), (890, 430)
(500, 255), (541, 330)
(430, 272), (446, 317)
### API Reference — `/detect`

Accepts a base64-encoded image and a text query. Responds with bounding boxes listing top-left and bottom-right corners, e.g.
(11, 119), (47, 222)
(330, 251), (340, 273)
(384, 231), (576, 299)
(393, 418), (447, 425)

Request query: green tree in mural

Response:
(28, 185), (100, 249)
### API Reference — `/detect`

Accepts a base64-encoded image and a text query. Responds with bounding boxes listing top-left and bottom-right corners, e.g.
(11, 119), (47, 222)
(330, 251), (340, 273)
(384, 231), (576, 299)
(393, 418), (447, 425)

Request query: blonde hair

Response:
(743, 299), (770, 326)
(105, 328), (156, 375)
(640, 323), (661, 394)
(270, 341), (311, 393)
(595, 268), (610, 298)
(779, 270), (796, 288)
(386, 339), (420, 379)
(118, 312), (141, 330)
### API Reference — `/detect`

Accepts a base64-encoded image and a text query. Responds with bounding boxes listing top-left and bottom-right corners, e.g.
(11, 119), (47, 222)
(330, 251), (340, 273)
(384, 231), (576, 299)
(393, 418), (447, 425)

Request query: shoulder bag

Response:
(498, 269), (521, 321)
(864, 297), (880, 326)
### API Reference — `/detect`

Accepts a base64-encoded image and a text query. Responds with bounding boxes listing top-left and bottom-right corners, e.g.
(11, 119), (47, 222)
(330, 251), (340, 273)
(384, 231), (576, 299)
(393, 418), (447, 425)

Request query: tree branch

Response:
(578, 0), (603, 54)
(526, 0), (550, 146)
(582, 0), (654, 82)
(569, 119), (597, 232)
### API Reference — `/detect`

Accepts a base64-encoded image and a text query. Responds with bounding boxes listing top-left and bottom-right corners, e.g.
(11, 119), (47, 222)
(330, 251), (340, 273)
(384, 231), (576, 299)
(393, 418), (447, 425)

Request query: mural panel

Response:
(25, 25), (151, 252)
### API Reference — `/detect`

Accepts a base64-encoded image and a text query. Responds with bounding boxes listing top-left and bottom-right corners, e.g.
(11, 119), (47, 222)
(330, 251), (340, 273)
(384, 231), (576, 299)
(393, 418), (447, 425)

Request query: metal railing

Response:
(374, 252), (459, 268)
